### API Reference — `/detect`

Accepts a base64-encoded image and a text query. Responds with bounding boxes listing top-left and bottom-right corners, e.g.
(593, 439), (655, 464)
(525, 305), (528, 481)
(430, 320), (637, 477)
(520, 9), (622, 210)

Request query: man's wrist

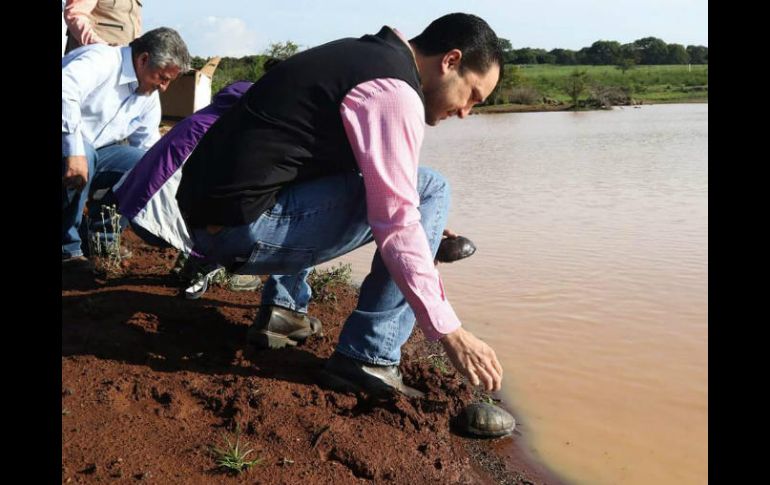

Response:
(440, 327), (464, 346)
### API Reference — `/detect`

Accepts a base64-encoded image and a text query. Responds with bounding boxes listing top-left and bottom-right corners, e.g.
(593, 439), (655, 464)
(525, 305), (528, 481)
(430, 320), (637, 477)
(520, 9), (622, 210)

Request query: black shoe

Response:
(435, 236), (477, 263)
(247, 305), (323, 349)
(455, 402), (515, 438)
(62, 255), (92, 271)
(320, 351), (425, 398)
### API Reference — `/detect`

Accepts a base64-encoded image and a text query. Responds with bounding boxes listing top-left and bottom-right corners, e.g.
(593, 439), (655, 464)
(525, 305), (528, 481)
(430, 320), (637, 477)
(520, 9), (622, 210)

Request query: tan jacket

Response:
(64, 0), (142, 53)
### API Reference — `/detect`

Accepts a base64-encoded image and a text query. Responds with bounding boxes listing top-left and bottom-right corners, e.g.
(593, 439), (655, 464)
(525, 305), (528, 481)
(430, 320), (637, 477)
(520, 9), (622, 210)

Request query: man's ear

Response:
(441, 49), (463, 74)
(137, 52), (150, 69)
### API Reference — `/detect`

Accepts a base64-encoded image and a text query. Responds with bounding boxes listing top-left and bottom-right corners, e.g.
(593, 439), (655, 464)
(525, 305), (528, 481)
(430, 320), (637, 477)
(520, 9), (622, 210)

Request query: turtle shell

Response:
(436, 236), (477, 263)
(456, 402), (515, 438)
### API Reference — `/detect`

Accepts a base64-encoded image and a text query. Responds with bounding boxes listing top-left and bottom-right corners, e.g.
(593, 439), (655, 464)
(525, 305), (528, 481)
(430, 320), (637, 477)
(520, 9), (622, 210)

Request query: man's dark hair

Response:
(410, 13), (503, 74)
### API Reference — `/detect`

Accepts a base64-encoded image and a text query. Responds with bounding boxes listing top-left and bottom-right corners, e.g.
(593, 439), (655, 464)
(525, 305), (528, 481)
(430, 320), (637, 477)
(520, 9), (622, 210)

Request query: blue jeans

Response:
(62, 142), (145, 258)
(191, 167), (451, 365)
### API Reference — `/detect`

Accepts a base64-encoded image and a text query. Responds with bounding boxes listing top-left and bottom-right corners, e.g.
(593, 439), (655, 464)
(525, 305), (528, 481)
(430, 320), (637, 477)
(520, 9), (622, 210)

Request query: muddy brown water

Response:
(320, 104), (708, 484)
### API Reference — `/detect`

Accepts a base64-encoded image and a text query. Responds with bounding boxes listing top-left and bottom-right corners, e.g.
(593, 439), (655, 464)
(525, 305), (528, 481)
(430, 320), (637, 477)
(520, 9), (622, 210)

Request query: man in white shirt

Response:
(62, 27), (190, 266)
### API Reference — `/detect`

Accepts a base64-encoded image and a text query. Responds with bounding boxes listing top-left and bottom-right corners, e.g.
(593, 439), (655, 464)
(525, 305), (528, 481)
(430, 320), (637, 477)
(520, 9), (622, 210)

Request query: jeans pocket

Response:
(234, 240), (314, 275)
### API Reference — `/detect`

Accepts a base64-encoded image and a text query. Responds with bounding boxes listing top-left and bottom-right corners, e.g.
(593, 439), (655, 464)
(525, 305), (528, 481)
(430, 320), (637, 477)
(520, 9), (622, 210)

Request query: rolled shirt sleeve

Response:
(64, 0), (107, 47)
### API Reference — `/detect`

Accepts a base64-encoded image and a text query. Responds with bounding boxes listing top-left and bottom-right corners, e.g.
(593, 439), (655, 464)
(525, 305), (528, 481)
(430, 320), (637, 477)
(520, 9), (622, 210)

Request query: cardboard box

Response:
(160, 57), (220, 120)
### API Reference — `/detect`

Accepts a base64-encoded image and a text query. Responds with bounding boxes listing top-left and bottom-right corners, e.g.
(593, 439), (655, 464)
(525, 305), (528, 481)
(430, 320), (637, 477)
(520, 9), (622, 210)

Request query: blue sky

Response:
(142, 0), (708, 58)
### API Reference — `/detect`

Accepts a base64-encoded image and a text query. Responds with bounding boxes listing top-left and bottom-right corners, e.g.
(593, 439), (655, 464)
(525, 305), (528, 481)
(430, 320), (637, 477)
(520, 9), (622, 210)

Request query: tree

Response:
(512, 48), (553, 64)
(586, 40), (621, 65)
(498, 38), (513, 52)
(265, 41), (300, 60)
(498, 38), (516, 64)
(535, 49), (556, 64)
(575, 47), (591, 65)
(686, 45), (708, 64)
(620, 43), (641, 65)
(666, 43), (689, 64)
(616, 57), (636, 74)
(190, 56), (208, 70)
(512, 47), (538, 64)
(549, 48), (577, 65)
(633, 37), (668, 65)
(564, 69), (589, 107)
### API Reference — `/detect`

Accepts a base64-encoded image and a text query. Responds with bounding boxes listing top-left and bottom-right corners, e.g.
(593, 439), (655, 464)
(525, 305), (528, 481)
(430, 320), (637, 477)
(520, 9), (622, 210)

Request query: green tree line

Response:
(499, 37), (707, 66)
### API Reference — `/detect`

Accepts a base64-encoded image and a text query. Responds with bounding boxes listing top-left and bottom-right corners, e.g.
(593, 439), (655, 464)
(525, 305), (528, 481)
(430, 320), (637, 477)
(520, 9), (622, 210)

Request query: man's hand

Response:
(440, 327), (503, 391)
(442, 228), (459, 239)
(63, 155), (89, 191)
(435, 228), (459, 266)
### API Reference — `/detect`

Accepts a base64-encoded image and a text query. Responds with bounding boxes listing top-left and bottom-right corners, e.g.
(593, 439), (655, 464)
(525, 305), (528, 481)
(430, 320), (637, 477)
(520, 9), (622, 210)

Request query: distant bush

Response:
(587, 85), (633, 108)
(506, 86), (542, 105)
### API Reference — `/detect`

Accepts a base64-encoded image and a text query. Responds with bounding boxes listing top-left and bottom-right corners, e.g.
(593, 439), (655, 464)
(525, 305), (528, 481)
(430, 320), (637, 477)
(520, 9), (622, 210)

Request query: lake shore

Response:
(62, 229), (568, 484)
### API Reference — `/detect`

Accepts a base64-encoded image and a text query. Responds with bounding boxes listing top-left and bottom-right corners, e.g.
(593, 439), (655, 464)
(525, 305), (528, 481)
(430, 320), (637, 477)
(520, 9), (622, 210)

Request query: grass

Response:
(427, 354), (451, 375)
(494, 64), (708, 105)
(308, 263), (353, 303)
(211, 429), (263, 474)
(87, 204), (125, 276)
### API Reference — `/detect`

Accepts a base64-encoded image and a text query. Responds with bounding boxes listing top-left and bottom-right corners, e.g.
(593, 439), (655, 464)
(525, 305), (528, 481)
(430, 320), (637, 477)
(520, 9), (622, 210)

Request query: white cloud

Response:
(187, 16), (265, 58)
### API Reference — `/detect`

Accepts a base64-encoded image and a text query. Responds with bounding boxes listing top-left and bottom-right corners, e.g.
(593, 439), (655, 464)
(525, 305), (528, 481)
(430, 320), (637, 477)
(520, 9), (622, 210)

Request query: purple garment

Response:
(114, 81), (252, 218)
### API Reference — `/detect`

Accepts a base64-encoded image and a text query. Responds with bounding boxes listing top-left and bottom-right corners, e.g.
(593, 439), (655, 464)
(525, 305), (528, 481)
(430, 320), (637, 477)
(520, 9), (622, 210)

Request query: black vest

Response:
(177, 26), (425, 227)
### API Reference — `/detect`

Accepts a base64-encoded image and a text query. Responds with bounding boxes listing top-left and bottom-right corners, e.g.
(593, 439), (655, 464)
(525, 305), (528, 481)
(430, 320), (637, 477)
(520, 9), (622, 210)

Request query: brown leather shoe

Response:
(435, 235), (477, 263)
(247, 305), (323, 349)
(320, 351), (425, 398)
(62, 255), (92, 271)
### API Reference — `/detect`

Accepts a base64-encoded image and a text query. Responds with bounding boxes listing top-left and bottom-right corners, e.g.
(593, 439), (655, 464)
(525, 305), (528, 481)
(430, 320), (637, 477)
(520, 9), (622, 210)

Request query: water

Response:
(319, 104), (708, 484)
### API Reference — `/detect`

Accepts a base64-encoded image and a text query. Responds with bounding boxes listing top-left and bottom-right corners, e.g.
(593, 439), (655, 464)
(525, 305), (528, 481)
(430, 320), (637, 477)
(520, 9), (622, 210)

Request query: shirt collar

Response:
(391, 27), (417, 63)
(118, 46), (138, 87)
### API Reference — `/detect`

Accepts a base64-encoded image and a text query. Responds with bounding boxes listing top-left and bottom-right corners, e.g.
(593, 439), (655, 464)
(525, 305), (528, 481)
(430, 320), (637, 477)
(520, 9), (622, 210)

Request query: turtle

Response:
(436, 235), (477, 263)
(455, 401), (516, 438)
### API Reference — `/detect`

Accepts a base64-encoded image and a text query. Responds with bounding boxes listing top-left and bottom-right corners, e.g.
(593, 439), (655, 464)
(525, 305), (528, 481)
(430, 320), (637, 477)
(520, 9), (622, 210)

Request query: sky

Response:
(141, 0), (708, 58)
